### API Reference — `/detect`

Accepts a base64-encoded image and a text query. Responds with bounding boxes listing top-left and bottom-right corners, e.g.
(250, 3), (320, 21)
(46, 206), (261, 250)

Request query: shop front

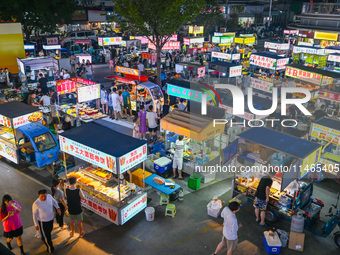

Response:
(309, 118), (340, 183)
(292, 46), (327, 67)
(60, 122), (148, 225)
(160, 110), (224, 182)
(0, 101), (59, 167)
(313, 31), (340, 48)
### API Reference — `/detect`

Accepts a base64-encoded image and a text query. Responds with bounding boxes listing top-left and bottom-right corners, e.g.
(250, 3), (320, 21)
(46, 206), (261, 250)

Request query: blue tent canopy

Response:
(60, 122), (146, 157)
(237, 127), (321, 159)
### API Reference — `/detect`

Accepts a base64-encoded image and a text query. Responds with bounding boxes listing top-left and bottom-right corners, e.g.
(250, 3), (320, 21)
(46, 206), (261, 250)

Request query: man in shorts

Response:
(122, 86), (132, 117)
(213, 201), (242, 255)
(254, 172), (275, 226)
(172, 135), (184, 180)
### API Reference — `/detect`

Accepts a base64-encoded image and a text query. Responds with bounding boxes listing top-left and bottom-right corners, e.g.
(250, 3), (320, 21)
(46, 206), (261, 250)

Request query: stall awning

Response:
(19, 57), (59, 74)
(60, 122), (146, 158)
(313, 117), (340, 129)
(293, 46), (325, 55)
(237, 127), (321, 159)
(160, 111), (223, 141)
(0, 101), (39, 119)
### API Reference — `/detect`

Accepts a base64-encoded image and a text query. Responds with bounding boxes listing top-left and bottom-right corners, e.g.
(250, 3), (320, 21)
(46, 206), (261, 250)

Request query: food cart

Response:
(56, 78), (104, 122)
(160, 110), (224, 182)
(115, 65), (155, 83)
(17, 57), (59, 81)
(327, 53), (340, 73)
(283, 30), (298, 43)
(292, 46), (327, 68)
(175, 62), (207, 79)
(208, 61), (243, 80)
(0, 101), (59, 167)
(264, 41), (290, 56)
(285, 64), (340, 102)
(211, 32), (236, 52)
(309, 117), (340, 183)
(230, 127), (323, 221)
(60, 122), (148, 225)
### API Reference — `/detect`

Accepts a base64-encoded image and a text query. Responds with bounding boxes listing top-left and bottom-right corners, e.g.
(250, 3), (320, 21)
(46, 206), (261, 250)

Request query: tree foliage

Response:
(191, 0), (225, 37)
(112, 0), (205, 86)
(0, 0), (77, 42)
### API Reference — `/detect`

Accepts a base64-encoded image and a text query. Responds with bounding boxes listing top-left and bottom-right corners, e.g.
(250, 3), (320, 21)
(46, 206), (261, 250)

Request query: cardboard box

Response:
(288, 232), (305, 252)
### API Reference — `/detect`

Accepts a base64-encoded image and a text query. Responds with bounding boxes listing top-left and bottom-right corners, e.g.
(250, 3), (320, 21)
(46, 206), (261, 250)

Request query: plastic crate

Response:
(188, 174), (202, 190)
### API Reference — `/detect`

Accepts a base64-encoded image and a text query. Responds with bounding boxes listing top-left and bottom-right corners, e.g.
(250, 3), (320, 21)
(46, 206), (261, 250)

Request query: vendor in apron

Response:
(172, 135), (184, 180)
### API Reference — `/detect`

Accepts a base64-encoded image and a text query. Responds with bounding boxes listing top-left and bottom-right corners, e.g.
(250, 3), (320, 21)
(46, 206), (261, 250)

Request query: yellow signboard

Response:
(189, 26), (204, 34)
(235, 38), (244, 44)
(311, 123), (340, 145)
(244, 37), (255, 44)
(314, 31), (338, 41)
(301, 147), (322, 178)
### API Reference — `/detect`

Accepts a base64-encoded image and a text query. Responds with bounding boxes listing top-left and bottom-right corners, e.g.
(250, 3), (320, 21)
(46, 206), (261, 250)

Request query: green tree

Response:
(0, 0), (77, 43)
(192, 0), (225, 37)
(112, 0), (205, 86)
(226, 13), (238, 32)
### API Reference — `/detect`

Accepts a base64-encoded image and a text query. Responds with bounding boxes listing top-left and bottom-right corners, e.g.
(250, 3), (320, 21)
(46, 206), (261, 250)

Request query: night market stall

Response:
(264, 41), (290, 56)
(0, 101), (59, 167)
(292, 46), (327, 68)
(309, 117), (340, 183)
(60, 122), (148, 225)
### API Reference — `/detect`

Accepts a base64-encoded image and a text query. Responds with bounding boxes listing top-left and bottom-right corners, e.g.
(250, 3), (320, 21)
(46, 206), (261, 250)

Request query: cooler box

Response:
(154, 157), (172, 174)
(131, 168), (152, 187)
(263, 231), (282, 254)
(188, 174), (202, 190)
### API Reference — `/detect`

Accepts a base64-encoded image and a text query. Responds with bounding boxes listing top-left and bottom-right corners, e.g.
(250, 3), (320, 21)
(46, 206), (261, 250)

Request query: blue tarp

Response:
(237, 127), (321, 159)
(60, 122), (146, 157)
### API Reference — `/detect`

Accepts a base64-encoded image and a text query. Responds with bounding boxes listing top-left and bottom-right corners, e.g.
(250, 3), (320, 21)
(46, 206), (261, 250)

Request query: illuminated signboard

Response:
(285, 66), (323, 85)
(212, 36), (220, 44)
(189, 26), (204, 34)
(118, 144), (148, 174)
(183, 38), (190, 45)
(115, 66), (139, 76)
(98, 37), (122, 46)
(264, 42), (290, 50)
(167, 84), (213, 102)
(120, 193), (147, 225)
(298, 41), (313, 47)
(314, 31), (338, 41)
(148, 41), (180, 50)
(328, 54), (340, 63)
(220, 36), (233, 44)
(229, 66), (242, 77)
(24, 45), (35, 50)
(43, 45), (61, 50)
(77, 84), (100, 103)
(293, 46), (325, 55)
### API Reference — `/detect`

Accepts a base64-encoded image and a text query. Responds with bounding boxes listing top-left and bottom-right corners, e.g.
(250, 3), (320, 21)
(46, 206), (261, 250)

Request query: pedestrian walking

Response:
(66, 177), (85, 238)
(69, 54), (76, 74)
(51, 179), (68, 229)
(213, 202), (242, 255)
(32, 189), (61, 254)
(0, 195), (25, 255)
(146, 105), (158, 142)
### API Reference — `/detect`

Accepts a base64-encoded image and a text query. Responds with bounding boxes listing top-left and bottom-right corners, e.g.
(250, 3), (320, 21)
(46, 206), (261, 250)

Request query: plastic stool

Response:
(165, 203), (176, 217)
(160, 193), (169, 205)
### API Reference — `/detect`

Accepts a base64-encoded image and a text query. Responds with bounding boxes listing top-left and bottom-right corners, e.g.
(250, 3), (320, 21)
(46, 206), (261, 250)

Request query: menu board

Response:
(318, 90), (340, 102)
(57, 80), (77, 94)
(0, 140), (18, 163)
(77, 84), (100, 103)
(12, 111), (43, 129)
(0, 114), (12, 128)
(249, 55), (276, 69)
(118, 144), (147, 174)
(229, 66), (242, 77)
(301, 148), (321, 179)
(310, 123), (340, 146)
(59, 136), (118, 174)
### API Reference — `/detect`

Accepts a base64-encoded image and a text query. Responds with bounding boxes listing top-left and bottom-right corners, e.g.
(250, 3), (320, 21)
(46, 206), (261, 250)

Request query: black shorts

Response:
(124, 103), (131, 110)
(148, 127), (157, 132)
(4, 226), (23, 238)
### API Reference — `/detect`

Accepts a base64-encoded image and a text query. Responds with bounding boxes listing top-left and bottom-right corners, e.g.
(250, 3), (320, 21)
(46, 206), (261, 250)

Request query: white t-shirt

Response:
(123, 62), (129, 67)
(85, 65), (92, 75)
(32, 194), (59, 226)
(174, 140), (184, 159)
(63, 73), (70, 79)
(221, 207), (238, 240)
(146, 111), (158, 128)
(40, 95), (51, 106)
(138, 63), (144, 72)
(111, 93), (120, 107)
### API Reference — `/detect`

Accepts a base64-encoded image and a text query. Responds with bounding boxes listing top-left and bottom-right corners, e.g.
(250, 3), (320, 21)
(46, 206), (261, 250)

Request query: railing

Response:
(302, 3), (340, 15)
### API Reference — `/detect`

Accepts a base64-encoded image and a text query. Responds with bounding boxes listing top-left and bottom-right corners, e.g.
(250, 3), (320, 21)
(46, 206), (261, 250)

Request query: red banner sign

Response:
(74, 40), (91, 45)
(285, 66), (322, 85)
(319, 90), (340, 102)
(148, 41), (180, 51)
(57, 79), (77, 94)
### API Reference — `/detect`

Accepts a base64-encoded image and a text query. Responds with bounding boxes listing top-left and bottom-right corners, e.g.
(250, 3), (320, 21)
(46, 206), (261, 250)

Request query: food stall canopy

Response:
(61, 122), (146, 158)
(220, 95), (273, 120)
(17, 57), (59, 75)
(160, 111), (223, 141)
(311, 117), (340, 146)
(237, 127), (321, 159)
(328, 53), (340, 63)
(249, 52), (289, 71)
(0, 101), (40, 119)
(285, 64), (340, 86)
